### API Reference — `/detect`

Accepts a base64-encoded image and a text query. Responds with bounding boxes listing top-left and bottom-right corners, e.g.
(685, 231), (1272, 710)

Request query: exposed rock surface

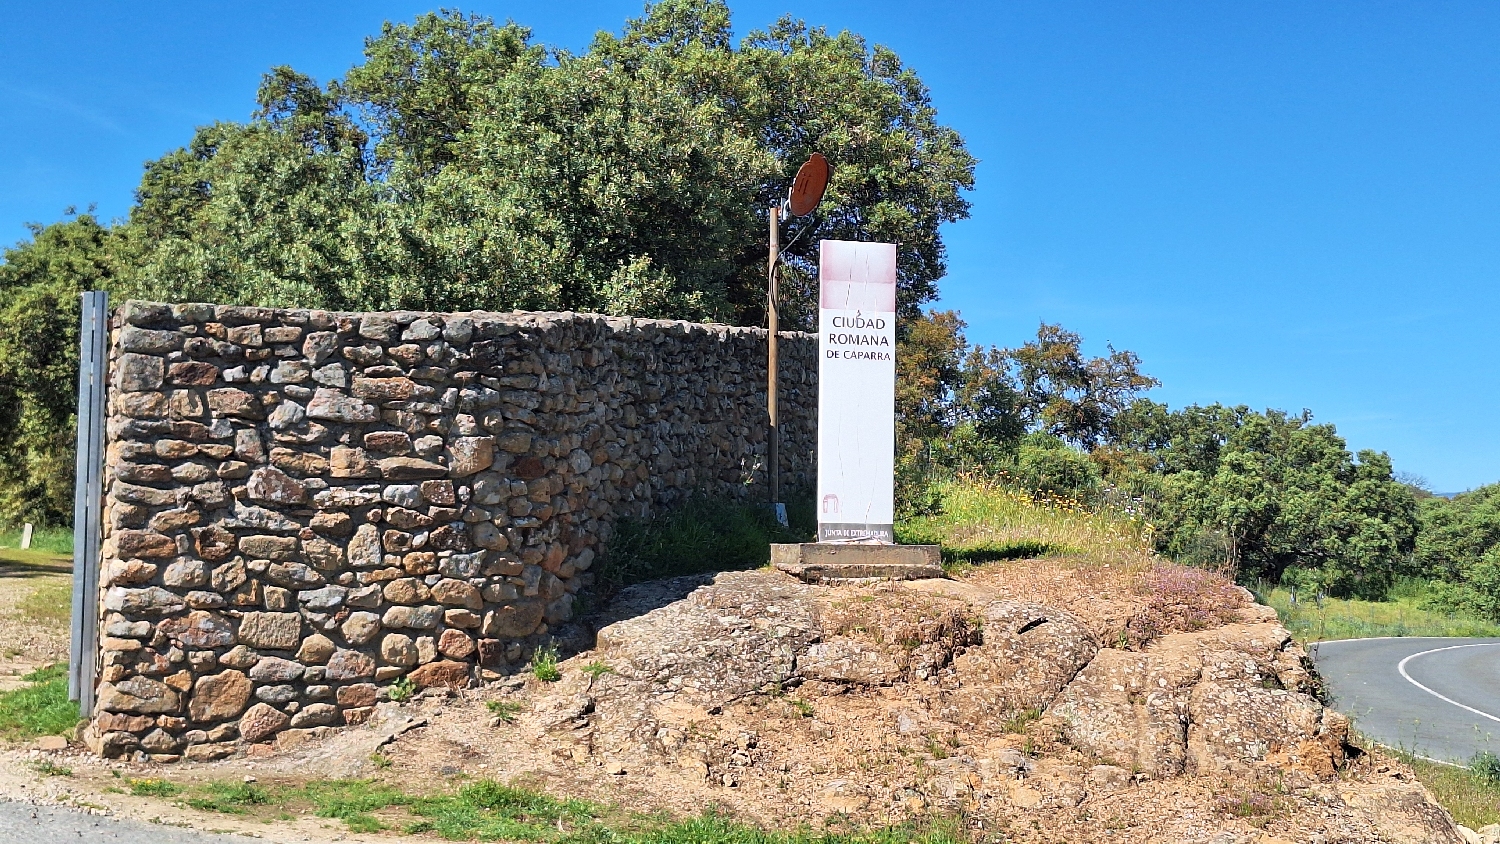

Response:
(370, 565), (1466, 844)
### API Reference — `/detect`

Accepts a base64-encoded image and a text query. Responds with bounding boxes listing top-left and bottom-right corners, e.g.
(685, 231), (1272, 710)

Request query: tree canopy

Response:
(0, 0), (975, 524)
(115, 1), (975, 325)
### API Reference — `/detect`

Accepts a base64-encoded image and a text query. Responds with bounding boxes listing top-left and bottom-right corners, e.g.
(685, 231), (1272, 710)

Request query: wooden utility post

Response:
(767, 203), (781, 504)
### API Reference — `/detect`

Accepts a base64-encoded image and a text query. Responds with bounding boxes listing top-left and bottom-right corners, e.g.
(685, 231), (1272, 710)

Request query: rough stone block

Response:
(238, 612), (302, 650)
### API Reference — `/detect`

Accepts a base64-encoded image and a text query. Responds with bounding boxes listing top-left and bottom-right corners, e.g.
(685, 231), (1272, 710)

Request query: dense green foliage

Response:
(119, 1), (973, 322)
(0, 0), (973, 526)
(895, 311), (1424, 601)
(1412, 485), (1500, 620)
(0, 215), (118, 524)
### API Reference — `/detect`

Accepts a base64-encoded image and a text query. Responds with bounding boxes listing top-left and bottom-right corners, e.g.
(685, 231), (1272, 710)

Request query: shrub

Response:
(1472, 751), (1500, 784)
(529, 643), (561, 683)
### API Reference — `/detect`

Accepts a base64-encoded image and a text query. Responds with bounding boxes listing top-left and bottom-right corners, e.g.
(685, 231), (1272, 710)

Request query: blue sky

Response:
(4, 1), (1498, 491)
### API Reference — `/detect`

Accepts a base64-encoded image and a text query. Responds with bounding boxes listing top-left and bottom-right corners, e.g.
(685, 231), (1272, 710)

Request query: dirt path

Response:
(0, 548), (71, 692)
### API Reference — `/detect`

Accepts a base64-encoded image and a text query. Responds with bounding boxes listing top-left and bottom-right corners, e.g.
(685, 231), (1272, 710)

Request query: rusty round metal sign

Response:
(788, 152), (829, 217)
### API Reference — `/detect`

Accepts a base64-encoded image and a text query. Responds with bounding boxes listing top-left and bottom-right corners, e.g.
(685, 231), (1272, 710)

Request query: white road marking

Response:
(1396, 643), (1500, 726)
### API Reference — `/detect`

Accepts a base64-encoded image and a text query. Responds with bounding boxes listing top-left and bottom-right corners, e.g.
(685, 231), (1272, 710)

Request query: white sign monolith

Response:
(817, 239), (897, 543)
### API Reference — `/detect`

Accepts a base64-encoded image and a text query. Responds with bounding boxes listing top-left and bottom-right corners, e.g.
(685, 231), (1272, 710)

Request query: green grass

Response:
(1000, 707), (1043, 735)
(185, 781), (272, 814)
(895, 479), (1155, 572)
(144, 777), (965, 842)
(0, 526), (73, 556)
(1257, 587), (1500, 642)
(302, 779), (413, 833)
(602, 494), (814, 589)
(1397, 752), (1500, 829)
(407, 780), (599, 839)
(127, 777), (182, 797)
(19, 582), (71, 626)
(0, 664), (79, 740)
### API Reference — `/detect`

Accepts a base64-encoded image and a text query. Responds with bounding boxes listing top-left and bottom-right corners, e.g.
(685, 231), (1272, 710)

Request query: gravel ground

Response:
(0, 549), (71, 691)
(0, 799), (265, 843)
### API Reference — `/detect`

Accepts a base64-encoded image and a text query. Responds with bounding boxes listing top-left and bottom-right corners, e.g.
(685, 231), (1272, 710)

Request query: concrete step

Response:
(771, 543), (945, 584)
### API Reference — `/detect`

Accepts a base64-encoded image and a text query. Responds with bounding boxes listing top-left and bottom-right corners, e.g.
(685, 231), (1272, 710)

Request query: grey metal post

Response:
(68, 291), (109, 713)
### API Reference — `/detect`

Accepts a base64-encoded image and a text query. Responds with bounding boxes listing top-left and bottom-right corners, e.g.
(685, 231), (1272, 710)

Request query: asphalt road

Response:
(0, 800), (263, 844)
(1312, 636), (1500, 763)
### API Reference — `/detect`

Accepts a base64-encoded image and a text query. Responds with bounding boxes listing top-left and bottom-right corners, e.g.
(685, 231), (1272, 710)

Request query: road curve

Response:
(0, 800), (264, 844)
(1312, 636), (1500, 764)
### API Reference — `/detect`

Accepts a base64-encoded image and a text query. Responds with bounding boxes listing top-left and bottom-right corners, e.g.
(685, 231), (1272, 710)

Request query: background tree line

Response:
(5, 1), (1500, 622)
(896, 309), (1500, 619)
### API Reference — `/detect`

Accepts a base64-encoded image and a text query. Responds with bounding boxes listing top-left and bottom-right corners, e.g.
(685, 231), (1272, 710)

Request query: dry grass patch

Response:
(897, 479), (1156, 573)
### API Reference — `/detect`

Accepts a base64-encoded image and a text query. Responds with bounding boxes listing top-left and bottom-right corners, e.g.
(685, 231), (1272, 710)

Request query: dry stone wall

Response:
(85, 301), (814, 761)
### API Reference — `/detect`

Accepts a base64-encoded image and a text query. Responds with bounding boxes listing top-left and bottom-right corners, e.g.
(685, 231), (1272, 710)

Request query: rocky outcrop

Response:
(1049, 618), (1346, 780)
(87, 302), (815, 760)
(443, 568), (1466, 844)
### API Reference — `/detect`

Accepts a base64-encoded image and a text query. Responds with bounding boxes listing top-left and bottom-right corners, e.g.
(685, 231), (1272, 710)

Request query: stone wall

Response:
(85, 301), (815, 760)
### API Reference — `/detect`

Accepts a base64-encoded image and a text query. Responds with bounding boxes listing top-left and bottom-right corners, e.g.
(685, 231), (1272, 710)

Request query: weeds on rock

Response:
(388, 677), (415, 702)
(1000, 708), (1042, 735)
(1217, 790), (1281, 828)
(582, 660), (615, 679)
(530, 643), (562, 682)
(486, 700), (524, 723)
(1125, 564), (1244, 648)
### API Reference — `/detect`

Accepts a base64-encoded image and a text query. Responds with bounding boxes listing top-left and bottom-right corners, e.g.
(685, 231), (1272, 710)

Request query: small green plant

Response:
(28, 759), (70, 777)
(790, 698), (814, 718)
(1472, 750), (1500, 784)
(582, 660), (615, 679)
(485, 700), (524, 723)
(127, 778), (182, 797)
(1001, 707), (1043, 735)
(925, 738), (949, 760)
(186, 781), (270, 814)
(370, 753), (393, 769)
(529, 643), (561, 683)
(387, 677), (415, 702)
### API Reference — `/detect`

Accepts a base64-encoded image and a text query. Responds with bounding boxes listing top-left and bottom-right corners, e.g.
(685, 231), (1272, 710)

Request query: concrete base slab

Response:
(771, 543), (944, 583)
